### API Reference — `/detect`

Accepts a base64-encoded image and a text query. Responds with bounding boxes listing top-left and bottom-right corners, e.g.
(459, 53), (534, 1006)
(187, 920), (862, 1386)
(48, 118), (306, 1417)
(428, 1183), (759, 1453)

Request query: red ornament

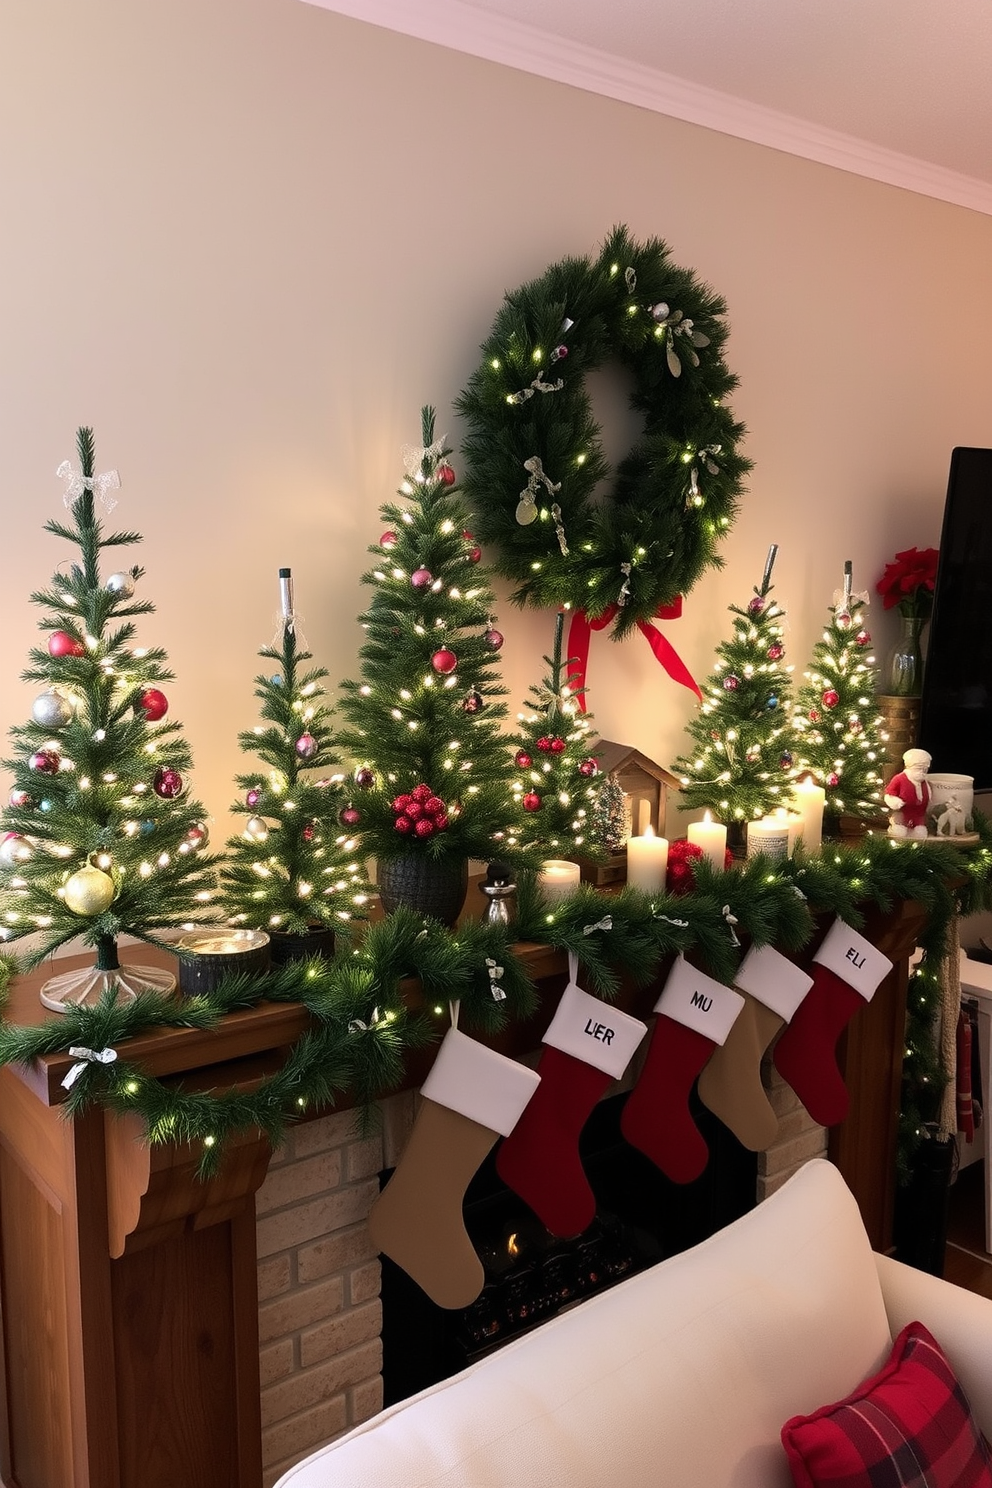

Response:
(827, 772), (840, 787)
(723, 675), (740, 691)
(153, 766), (184, 799)
(462, 689), (484, 714)
(380, 531), (398, 549)
(822, 689), (840, 709)
(414, 817), (436, 838)
(522, 791), (542, 812)
(747, 597), (765, 614)
(466, 546), (482, 564)
(295, 732), (318, 759)
(48, 630), (86, 659)
(433, 812), (449, 832)
(850, 718), (863, 734)
(835, 611), (853, 632)
(302, 823), (317, 843)
(8, 788), (34, 808)
(536, 736), (553, 753)
(394, 815), (413, 834)
(579, 758), (598, 777)
(431, 648), (458, 674)
(411, 567), (433, 589)
(808, 708), (821, 723)
(424, 796), (445, 818)
(767, 643), (784, 661)
(405, 801), (423, 820)
(411, 784), (432, 803)
(553, 344), (569, 361)
(855, 630), (872, 647)
(483, 627), (504, 651)
(29, 749), (60, 774)
(339, 806), (361, 827)
(246, 788), (261, 808)
(549, 737), (566, 754)
(437, 464), (456, 486)
(185, 823), (208, 849)
(354, 766), (375, 789)
(514, 750), (532, 769)
(138, 687), (169, 722)
(393, 794), (411, 814)
(666, 838), (735, 895)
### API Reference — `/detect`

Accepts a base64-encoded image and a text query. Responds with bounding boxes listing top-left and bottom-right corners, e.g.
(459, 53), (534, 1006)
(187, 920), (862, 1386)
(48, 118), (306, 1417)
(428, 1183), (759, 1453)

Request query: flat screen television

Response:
(917, 447), (992, 791)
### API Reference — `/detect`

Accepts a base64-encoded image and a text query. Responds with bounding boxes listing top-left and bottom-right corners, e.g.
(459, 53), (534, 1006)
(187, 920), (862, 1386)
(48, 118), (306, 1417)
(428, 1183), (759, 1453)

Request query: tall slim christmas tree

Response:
(790, 561), (887, 822)
(671, 545), (795, 842)
(336, 408), (531, 921)
(508, 611), (602, 857)
(0, 428), (215, 1009)
(219, 569), (369, 954)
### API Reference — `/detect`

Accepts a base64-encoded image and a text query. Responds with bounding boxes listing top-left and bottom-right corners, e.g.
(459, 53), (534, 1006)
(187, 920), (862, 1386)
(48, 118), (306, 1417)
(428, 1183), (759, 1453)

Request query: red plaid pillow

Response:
(782, 1320), (992, 1488)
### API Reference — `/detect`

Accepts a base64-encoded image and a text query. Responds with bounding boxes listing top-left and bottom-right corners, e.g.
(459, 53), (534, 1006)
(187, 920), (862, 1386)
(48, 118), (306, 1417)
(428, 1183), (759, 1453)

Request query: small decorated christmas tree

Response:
(336, 407), (530, 922)
(0, 428), (215, 1009)
(219, 569), (368, 956)
(590, 771), (628, 854)
(671, 544), (795, 842)
(790, 561), (887, 822)
(508, 611), (602, 857)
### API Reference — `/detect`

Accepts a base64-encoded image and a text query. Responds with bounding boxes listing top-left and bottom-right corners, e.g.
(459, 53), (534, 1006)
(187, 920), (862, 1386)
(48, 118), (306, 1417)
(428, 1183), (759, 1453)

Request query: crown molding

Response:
(301, 0), (992, 216)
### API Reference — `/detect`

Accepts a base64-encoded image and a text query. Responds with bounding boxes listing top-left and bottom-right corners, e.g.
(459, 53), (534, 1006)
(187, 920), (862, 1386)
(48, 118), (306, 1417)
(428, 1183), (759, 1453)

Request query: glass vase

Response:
(886, 615), (925, 697)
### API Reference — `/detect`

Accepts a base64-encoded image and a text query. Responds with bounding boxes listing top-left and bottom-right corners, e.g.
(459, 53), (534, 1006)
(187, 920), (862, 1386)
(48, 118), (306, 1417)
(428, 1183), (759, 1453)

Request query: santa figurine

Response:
(884, 747), (932, 840)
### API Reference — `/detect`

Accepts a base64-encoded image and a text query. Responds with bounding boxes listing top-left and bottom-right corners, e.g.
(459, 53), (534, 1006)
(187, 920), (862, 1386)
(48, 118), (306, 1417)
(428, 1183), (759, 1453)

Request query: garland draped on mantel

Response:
(2, 824), (991, 1179)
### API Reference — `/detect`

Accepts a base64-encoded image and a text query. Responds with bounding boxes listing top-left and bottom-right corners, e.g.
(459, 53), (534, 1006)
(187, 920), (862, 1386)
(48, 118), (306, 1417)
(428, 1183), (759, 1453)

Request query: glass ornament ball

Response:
(393, 814), (413, 834)
(522, 792), (542, 813)
(766, 695), (779, 710)
(747, 597), (765, 614)
(414, 817), (435, 838)
(554, 344), (569, 360)
(855, 630), (872, 647)
(514, 750), (532, 769)
(246, 788), (261, 808)
(8, 788), (35, 809)
(48, 630), (86, 659)
(462, 689), (485, 714)
(723, 675), (741, 691)
(139, 819), (156, 836)
(153, 766), (184, 799)
(270, 674), (283, 687)
(39, 799), (53, 812)
(431, 648), (458, 674)
(827, 772), (840, 787)
(536, 736), (553, 753)
(63, 863), (116, 916)
(354, 766), (375, 789)
(549, 737), (566, 754)
(410, 567), (433, 589)
(822, 689), (840, 709)
(835, 611), (853, 631)
(0, 833), (31, 868)
(295, 732), (318, 760)
(31, 690), (73, 729)
(379, 531), (398, 549)
(138, 688), (169, 722)
(245, 816), (268, 840)
(767, 643), (784, 661)
(302, 822), (317, 842)
(29, 749), (60, 774)
(105, 571), (135, 600)
(339, 806), (361, 828)
(185, 822), (209, 849)
(579, 758), (598, 777)
(780, 751), (794, 769)
(808, 708), (821, 723)
(483, 627), (504, 651)
(437, 464), (456, 486)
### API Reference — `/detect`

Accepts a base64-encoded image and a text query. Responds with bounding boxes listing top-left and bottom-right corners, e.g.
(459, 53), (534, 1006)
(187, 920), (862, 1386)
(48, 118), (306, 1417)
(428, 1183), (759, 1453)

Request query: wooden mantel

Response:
(0, 893), (927, 1488)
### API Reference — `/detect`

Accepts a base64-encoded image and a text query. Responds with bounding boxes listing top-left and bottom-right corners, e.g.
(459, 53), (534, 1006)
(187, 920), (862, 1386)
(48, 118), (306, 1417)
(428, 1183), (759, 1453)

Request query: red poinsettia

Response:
(876, 547), (938, 620)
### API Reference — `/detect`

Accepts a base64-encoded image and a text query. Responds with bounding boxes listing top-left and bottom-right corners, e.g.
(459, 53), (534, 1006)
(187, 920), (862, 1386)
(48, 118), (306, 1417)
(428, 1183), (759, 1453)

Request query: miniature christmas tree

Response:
(218, 569), (369, 954)
(671, 544), (795, 842)
(336, 408), (532, 920)
(790, 561), (887, 822)
(590, 771), (628, 854)
(508, 610), (602, 857)
(0, 428), (216, 1009)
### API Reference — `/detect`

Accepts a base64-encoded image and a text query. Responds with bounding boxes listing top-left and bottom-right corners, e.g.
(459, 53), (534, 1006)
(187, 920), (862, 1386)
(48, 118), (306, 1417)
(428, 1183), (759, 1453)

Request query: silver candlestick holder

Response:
(479, 861), (516, 928)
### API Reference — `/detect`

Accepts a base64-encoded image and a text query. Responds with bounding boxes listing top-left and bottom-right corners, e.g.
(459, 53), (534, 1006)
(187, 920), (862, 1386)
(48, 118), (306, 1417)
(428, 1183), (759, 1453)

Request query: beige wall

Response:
(2, 0), (991, 845)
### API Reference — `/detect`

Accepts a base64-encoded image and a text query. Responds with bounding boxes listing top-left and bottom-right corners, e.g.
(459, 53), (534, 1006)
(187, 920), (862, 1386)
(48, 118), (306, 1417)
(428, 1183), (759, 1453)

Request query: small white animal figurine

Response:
(936, 795), (968, 837)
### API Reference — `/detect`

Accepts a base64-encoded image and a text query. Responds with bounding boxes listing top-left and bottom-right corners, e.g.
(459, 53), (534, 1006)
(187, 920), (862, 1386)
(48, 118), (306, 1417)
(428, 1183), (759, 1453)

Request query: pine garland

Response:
(2, 827), (989, 1179)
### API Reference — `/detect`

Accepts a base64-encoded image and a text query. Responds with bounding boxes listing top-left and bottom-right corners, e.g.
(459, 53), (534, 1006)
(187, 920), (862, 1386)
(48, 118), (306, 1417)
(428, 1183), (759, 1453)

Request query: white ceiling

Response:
(302, 0), (992, 214)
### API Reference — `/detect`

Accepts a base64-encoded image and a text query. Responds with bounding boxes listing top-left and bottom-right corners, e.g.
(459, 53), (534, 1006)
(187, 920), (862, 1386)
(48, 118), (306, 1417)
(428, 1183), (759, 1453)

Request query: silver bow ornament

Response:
(57, 460), (120, 513)
(401, 436), (447, 480)
(688, 445), (722, 505)
(485, 958), (506, 1000)
(582, 915), (614, 936)
(721, 904), (740, 947)
(62, 1044), (118, 1091)
(507, 370), (564, 406)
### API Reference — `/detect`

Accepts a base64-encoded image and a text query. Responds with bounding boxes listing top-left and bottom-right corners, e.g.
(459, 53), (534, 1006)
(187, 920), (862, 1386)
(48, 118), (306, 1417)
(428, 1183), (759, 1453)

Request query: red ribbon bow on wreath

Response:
(566, 599), (701, 712)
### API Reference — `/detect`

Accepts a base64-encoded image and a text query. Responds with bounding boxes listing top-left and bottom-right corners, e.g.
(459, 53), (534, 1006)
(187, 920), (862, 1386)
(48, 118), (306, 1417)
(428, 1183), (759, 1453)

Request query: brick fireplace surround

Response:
(255, 1061), (827, 1487)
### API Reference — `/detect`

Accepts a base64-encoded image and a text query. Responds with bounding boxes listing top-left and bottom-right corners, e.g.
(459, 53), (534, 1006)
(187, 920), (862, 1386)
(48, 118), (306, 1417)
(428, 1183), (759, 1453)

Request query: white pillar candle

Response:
(772, 807), (804, 856)
(537, 858), (581, 905)
(790, 779), (825, 856)
(746, 816), (791, 861)
(686, 811), (727, 873)
(626, 825), (669, 892)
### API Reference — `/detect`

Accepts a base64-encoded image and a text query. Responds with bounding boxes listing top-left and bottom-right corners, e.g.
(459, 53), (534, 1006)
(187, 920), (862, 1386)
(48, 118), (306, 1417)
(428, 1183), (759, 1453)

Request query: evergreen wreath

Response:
(457, 225), (752, 641)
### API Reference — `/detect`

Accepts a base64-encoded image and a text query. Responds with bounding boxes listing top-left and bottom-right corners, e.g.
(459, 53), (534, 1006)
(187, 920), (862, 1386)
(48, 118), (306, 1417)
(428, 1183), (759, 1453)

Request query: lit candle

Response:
(626, 825), (669, 892)
(537, 859), (581, 906)
(687, 811), (727, 873)
(746, 816), (790, 861)
(176, 927), (271, 996)
(790, 778), (825, 856)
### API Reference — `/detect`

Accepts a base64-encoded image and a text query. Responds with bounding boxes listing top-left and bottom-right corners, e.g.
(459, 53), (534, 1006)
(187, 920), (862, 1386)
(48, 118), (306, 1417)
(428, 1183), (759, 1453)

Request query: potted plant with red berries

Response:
(336, 409), (536, 925)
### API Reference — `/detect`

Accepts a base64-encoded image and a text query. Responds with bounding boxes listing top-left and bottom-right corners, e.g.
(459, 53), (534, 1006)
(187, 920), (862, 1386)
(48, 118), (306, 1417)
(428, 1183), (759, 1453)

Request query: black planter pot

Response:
(377, 854), (469, 926)
(267, 924), (336, 966)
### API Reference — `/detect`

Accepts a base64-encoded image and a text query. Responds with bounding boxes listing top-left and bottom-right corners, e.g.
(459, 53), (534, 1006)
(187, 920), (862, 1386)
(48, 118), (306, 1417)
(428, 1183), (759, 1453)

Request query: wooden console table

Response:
(0, 896), (927, 1487)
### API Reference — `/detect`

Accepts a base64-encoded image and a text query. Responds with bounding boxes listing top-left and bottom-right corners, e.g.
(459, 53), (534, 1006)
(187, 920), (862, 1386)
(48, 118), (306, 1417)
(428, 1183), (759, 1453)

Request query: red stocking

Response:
(773, 918), (893, 1126)
(621, 955), (744, 1182)
(496, 960), (647, 1237)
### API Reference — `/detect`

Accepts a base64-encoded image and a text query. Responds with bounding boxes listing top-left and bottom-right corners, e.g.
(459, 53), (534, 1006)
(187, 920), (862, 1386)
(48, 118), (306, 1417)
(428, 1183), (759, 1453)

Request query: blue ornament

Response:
(139, 819), (156, 837)
(270, 674), (283, 686)
(766, 695), (779, 710)
(39, 799), (52, 812)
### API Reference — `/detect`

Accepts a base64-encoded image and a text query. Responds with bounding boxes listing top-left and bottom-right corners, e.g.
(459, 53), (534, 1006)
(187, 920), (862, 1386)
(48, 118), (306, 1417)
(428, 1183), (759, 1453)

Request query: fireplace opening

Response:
(379, 1089), (757, 1406)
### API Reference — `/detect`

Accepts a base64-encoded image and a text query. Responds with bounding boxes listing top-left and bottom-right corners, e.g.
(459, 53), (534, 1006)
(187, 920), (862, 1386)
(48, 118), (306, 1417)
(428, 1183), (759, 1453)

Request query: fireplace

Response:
(379, 1089), (757, 1406)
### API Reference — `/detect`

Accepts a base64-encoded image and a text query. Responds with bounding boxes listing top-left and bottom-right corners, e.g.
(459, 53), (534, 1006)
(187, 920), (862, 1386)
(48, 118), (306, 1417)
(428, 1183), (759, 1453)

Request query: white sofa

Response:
(274, 1159), (992, 1488)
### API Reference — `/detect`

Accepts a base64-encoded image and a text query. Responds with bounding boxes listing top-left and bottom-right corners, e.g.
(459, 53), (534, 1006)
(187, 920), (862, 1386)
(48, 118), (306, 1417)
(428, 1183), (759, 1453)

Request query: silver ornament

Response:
(106, 571), (136, 599)
(245, 816), (268, 841)
(31, 689), (74, 728)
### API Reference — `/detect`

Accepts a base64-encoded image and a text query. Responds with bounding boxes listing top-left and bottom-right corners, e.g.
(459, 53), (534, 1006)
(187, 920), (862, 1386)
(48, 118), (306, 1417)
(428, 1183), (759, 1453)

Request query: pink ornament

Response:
(747, 597), (765, 614)
(522, 792), (542, 813)
(424, 796), (445, 818)
(578, 758), (598, 777)
(138, 687), (169, 722)
(303, 822), (317, 842)
(767, 643), (784, 661)
(835, 611), (852, 632)
(354, 766), (375, 789)
(433, 812), (449, 832)
(339, 806), (361, 827)
(295, 732), (317, 759)
(808, 708), (821, 722)
(822, 689), (840, 710)
(553, 344), (569, 361)
(8, 788), (34, 808)
(29, 749), (60, 774)
(410, 567), (433, 589)
(462, 689), (484, 713)
(432, 648), (458, 674)
(185, 823), (208, 848)
(850, 718), (863, 734)
(827, 772), (840, 787)
(723, 675), (740, 691)
(48, 630), (86, 659)
(411, 783), (432, 803)
(246, 788), (261, 808)
(405, 801), (423, 820)
(437, 464), (456, 486)
(514, 750), (532, 769)
(394, 815), (413, 834)
(153, 766), (184, 799)
(392, 794), (411, 814)
(380, 531), (398, 549)
(483, 627), (504, 651)
(414, 817), (435, 838)
(855, 630), (872, 647)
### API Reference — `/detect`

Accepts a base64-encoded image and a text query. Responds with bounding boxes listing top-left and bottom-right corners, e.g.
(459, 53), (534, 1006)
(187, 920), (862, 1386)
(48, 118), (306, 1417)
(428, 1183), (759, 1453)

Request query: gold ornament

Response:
(64, 862), (116, 916)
